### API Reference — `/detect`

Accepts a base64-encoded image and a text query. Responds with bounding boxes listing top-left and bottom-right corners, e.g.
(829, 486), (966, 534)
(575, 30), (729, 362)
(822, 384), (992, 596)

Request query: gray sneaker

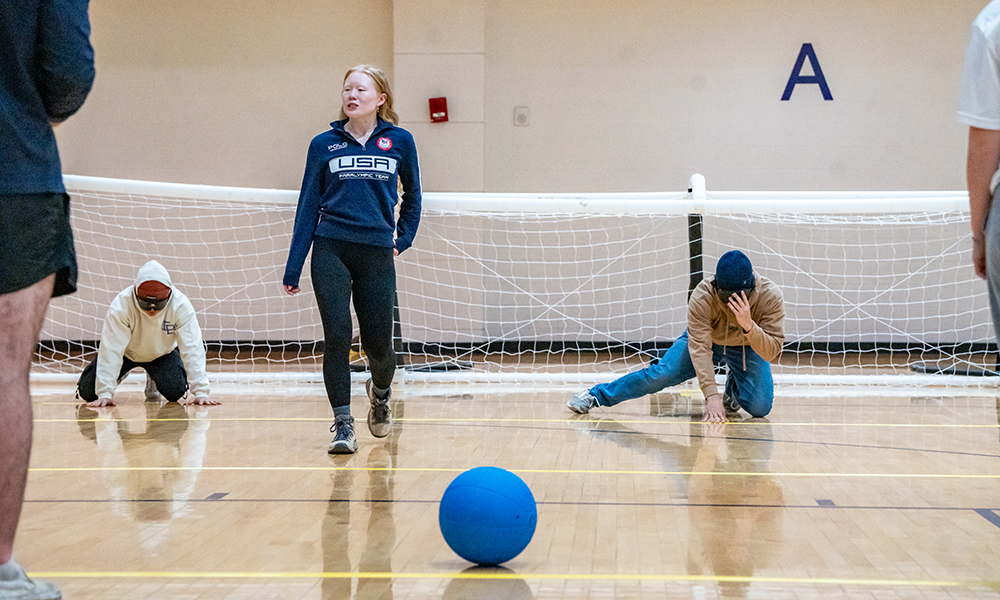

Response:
(366, 379), (393, 438)
(144, 376), (161, 402)
(328, 415), (357, 454)
(567, 390), (598, 414)
(0, 560), (61, 600)
(723, 394), (741, 414)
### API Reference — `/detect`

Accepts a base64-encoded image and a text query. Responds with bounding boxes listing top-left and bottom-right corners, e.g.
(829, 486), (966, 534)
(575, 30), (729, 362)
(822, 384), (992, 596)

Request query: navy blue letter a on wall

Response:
(782, 43), (833, 101)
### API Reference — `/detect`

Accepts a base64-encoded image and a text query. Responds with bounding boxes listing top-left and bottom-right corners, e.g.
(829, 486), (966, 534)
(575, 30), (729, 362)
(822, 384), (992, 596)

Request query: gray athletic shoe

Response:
(567, 390), (598, 414)
(366, 379), (392, 438)
(328, 415), (357, 454)
(0, 560), (61, 600)
(144, 376), (161, 402)
(723, 394), (741, 414)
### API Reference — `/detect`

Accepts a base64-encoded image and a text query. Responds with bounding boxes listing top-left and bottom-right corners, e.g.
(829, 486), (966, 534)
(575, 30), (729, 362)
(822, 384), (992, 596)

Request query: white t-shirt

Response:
(959, 1), (1000, 193)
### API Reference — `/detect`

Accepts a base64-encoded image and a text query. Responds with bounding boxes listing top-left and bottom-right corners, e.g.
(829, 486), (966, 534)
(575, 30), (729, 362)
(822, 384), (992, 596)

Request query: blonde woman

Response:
(284, 65), (421, 454)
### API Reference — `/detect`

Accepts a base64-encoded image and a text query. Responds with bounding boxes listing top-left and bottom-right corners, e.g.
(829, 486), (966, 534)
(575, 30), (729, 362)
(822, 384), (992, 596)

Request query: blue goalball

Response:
(439, 466), (537, 566)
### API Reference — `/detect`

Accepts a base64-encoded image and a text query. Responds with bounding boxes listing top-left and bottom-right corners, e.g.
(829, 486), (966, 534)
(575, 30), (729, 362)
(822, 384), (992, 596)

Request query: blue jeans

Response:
(589, 331), (774, 418)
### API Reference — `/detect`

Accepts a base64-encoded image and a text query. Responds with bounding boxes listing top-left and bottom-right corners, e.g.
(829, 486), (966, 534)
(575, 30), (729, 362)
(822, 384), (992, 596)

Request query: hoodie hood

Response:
(133, 260), (173, 309)
(134, 260), (173, 291)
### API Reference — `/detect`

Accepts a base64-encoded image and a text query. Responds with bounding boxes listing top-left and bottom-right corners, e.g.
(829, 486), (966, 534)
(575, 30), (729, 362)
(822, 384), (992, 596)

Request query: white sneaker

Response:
(567, 390), (598, 414)
(0, 560), (61, 600)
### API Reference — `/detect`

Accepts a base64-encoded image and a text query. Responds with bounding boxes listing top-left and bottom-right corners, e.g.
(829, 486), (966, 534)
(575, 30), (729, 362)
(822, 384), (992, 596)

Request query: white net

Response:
(36, 175), (994, 388)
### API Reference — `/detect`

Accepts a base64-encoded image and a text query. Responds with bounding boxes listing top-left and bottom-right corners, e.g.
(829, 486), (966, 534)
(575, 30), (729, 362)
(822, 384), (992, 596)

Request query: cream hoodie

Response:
(94, 260), (210, 400)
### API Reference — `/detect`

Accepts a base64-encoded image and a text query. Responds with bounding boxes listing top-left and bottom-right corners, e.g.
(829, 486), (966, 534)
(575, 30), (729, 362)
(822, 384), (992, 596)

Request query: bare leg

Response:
(0, 275), (54, 563)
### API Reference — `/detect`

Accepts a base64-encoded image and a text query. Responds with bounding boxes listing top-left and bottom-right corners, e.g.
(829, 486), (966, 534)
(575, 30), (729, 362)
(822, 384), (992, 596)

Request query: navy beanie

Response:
(715, 250), (755, 290)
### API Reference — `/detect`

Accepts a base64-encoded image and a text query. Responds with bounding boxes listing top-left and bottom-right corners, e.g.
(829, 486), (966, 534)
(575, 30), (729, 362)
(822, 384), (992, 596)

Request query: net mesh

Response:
(37, 175), (994, 387)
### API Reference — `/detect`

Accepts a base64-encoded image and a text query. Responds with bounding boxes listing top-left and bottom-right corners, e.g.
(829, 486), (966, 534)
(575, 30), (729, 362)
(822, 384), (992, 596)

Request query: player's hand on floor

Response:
(703, 394), (727, 423)
(182, 396), (221, 406)
(87, 397), (115, 408)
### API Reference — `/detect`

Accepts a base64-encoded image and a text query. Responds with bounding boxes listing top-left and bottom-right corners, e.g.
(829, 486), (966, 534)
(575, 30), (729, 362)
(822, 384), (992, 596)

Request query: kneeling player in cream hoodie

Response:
(77, 260), (218, 407)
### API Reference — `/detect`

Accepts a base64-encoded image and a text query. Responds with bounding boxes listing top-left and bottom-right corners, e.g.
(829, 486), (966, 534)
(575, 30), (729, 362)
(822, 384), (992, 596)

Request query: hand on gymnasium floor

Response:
(183, 396), (221, 406)
(703, 394), (727, 423)
(87, 397), (116, 408)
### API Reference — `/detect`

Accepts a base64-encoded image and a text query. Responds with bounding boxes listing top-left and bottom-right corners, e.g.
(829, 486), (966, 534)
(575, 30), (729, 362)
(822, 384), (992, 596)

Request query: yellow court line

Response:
(26, 465), (1000, 478)
(25, 570), (997, 588)
(34, 416), (1000, 428)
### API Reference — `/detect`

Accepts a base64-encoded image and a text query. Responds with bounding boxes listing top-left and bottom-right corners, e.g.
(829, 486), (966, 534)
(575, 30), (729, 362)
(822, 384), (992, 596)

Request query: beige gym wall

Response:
(55, 0), (393, 190)
(57, 1), (985, 193)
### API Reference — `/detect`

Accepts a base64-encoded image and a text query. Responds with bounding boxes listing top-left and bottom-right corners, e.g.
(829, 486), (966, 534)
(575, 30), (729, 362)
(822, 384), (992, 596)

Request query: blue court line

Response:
(816, 499), (836, 506)
(975, 508), (1000, 529)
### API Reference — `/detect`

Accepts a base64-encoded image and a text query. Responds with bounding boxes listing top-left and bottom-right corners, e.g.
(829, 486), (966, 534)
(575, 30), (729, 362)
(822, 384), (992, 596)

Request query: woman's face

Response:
(342, 71), (385, 121)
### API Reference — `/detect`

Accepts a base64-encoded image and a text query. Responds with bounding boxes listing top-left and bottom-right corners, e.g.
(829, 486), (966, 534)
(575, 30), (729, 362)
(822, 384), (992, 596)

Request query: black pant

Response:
(311, 237), (396, 411)
(76, 347), (188, 402)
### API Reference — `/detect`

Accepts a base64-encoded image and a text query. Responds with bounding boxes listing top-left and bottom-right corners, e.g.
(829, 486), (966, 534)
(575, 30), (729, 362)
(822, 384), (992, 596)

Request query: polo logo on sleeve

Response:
(376, 137), (392, 151)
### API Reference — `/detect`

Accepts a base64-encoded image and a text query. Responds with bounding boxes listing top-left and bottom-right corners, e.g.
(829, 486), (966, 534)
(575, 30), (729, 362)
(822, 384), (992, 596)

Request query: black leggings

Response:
(77, 347), (188, 402)
(311, 237), (396, 411)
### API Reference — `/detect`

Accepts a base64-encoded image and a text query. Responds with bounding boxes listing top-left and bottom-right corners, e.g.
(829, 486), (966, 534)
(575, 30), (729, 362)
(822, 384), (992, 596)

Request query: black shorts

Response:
(0, 193), (78, 297)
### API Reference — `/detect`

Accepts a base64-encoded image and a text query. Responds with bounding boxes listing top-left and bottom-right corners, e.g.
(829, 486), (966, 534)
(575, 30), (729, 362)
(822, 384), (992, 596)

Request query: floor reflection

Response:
(75, 400), (210, 551)
(577, 397), (782, 600)
(441, 565), (533, 600)
(322, 396), (403, 599)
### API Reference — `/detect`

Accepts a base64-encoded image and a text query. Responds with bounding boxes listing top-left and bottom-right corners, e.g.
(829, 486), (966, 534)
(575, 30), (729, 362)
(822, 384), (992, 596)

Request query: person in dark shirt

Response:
(0, 0), (95, 598)
(283, 64), (421, 455)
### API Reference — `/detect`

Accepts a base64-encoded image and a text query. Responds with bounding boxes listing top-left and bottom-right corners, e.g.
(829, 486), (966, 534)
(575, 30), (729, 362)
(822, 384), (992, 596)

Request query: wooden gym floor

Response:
(15, 376), (1000, 599)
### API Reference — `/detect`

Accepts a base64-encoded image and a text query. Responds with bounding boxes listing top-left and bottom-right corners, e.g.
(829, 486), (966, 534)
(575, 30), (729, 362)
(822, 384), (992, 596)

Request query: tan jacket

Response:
(686, 273), (785, 399)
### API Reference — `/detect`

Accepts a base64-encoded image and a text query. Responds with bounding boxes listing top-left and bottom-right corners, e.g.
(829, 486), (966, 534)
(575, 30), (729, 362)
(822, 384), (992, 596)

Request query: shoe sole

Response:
(566, 401), (591, 414)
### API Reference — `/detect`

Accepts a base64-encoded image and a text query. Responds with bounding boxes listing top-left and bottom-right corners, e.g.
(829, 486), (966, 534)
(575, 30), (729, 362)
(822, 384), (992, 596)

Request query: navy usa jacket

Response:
(283, 118), (422, 288)
(0, 0), (95, 194)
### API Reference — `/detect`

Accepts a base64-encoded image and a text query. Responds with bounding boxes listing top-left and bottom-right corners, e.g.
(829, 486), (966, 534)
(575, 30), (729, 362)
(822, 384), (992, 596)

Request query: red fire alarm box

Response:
(429, 97), (448, 123)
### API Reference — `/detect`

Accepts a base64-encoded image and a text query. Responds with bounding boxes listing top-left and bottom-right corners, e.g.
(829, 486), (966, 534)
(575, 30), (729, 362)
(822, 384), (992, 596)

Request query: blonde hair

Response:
(339, 64), (398, 125)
